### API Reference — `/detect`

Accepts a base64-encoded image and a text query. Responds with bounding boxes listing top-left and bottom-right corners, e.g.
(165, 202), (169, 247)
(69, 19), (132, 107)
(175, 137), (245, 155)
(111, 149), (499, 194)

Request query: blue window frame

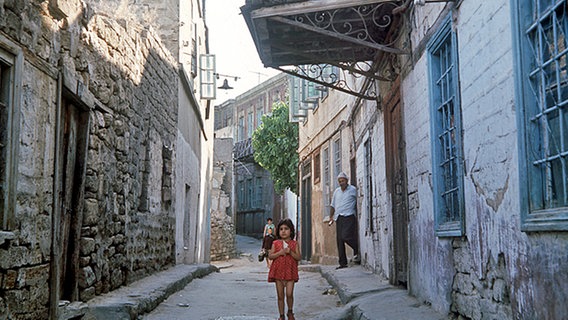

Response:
(512, 0), (568, 231)
(427, 15), (465, 237)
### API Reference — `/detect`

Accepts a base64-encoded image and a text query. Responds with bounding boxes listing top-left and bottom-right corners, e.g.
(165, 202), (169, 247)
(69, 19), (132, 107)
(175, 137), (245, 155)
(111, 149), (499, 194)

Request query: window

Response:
(0, 43), (21, 231)
(313, 150), (321, 184)
(238, 116), (244, 141)
(512, 0), (568, 230)
(333, 137), (342, 188)
(247, 111), (254, 138)
(256, 106), (264, 128)
(238, 180), (245, 209)
(246, 178), (253, 209)
(427, 15), (465, 237)
(254, 177), (263, 208)
(191, 24), (198, 78)
(199, 54), (216, 100)
(322, 147), (330, 217)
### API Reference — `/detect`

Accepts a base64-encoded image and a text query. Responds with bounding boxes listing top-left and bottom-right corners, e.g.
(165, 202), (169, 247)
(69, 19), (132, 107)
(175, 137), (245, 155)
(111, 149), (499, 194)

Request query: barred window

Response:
(333, 137), (342, 189)
(427, 15), (465, 237)
(513, 0), (568, 230)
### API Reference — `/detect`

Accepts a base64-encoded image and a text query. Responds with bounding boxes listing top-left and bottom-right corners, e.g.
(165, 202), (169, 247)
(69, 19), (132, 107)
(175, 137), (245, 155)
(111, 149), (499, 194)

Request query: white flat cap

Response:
(337, 172), (348, 180)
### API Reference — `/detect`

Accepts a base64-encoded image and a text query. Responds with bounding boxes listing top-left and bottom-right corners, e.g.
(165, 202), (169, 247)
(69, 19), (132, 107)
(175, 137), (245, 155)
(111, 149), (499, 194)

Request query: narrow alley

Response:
(1, 1), (567, 319)
(142, 235), (345, 320)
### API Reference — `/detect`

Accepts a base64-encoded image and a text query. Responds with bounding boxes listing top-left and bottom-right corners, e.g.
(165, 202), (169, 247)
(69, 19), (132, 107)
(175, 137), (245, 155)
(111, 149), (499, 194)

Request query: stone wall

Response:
(210, 138), (236, 261)
(0, 0), (182, 318)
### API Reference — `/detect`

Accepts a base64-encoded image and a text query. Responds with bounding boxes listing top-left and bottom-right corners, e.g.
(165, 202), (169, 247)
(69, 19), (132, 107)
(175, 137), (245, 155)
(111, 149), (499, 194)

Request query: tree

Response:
(252, 101), (299, 194)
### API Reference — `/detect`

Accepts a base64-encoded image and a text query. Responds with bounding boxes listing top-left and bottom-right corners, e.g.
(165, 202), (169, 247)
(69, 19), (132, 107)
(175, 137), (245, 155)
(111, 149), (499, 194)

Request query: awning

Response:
(241, 0), (410, 99)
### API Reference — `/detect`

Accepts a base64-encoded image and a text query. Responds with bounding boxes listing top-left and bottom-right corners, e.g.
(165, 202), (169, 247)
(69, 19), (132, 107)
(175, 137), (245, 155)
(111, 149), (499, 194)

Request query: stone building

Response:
(214, 73), (297, 238)
(242, 0), (568, 319)
(0, 0), (213, 318)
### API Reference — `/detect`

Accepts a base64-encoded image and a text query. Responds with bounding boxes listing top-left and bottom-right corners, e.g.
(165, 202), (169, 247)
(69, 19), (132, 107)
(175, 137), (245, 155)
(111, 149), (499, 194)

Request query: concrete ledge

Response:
(319, 265), (392, 303)
(350, 290), (447, 320)
(82, 264), (217, 319)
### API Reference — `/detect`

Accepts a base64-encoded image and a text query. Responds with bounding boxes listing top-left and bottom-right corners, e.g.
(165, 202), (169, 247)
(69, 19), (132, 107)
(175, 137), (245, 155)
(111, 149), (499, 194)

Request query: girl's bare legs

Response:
(275, 280), (286, 317)
(285, 281), (295, 316)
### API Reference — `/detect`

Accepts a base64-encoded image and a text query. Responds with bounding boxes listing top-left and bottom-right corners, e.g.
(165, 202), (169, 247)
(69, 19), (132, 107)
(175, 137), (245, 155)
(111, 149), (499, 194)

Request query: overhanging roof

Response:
(240, 0), (409, 99)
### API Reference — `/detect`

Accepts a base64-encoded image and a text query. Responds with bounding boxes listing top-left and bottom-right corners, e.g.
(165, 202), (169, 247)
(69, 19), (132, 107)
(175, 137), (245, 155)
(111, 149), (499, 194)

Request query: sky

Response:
(205, 0), (280, 103)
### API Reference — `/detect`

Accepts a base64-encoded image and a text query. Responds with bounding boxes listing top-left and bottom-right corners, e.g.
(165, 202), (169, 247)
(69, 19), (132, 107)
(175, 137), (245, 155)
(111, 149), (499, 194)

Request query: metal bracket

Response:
(276, 63), (380, 100)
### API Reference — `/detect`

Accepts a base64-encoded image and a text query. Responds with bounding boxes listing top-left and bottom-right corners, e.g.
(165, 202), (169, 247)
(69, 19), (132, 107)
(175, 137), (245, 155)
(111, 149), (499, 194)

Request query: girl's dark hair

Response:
(276, 218), (295, 240)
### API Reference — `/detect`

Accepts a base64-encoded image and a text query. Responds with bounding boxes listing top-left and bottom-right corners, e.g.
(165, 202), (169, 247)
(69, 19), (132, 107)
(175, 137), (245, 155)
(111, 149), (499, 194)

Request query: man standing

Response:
(328, 172), (360, 269)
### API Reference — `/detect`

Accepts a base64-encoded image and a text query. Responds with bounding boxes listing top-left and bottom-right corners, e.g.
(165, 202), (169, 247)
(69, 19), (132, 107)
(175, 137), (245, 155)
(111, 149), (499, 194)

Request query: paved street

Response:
(142, 236), (344, 320)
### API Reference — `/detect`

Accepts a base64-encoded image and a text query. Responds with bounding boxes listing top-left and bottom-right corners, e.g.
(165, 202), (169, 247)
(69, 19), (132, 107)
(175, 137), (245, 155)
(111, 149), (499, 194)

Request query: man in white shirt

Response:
(328, 172), (360, 269)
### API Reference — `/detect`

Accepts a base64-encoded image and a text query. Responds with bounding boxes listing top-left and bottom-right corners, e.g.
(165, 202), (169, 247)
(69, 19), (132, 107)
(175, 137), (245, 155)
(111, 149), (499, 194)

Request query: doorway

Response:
(300, 161), (312, 261)
(55, 99), (90, 302)
(384, 84), (409, 286)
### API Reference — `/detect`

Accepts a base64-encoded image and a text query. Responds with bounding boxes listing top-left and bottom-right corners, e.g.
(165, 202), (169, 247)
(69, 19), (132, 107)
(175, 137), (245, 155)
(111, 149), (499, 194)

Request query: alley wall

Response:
(0, 0), (202, 318)
(401, 1), (568, 319)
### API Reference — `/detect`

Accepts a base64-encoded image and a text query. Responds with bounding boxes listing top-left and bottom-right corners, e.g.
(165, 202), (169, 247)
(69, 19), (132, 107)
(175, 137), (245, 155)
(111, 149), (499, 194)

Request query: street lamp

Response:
(215, 73), (240, 90)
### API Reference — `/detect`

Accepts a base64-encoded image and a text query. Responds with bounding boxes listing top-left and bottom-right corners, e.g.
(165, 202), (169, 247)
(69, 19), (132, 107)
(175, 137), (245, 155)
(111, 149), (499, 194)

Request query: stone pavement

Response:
(63, 235), (447, 320)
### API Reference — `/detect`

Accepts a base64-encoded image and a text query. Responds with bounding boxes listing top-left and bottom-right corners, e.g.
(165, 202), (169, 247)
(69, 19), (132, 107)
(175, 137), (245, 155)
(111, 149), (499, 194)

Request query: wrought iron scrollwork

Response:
(286, 2), (406, 55)
(277, 63), (379, 100)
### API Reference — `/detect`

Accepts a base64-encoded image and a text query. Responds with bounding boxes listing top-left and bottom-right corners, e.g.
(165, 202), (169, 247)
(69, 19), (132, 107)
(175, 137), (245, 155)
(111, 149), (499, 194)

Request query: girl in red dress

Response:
(267, 218), (301, 320)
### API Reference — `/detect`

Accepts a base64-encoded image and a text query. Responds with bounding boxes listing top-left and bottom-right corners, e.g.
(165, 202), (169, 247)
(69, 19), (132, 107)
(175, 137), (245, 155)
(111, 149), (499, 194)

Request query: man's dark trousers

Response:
(336, 214), (359, 267)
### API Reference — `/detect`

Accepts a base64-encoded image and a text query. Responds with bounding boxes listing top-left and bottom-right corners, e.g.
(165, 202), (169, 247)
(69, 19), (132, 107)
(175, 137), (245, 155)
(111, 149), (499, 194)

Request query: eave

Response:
(241, 0), (410, 100)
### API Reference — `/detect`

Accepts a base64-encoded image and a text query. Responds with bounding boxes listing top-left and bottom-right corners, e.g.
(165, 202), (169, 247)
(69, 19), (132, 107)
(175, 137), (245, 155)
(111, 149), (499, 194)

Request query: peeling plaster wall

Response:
(402, 1), (568, 318)
(352, 97), (391, 278)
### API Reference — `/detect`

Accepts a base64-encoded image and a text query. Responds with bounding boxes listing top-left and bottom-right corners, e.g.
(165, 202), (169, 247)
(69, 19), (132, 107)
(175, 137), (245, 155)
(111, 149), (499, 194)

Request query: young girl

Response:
(260, 217), (275, 267)
(267, 218), (301, 320)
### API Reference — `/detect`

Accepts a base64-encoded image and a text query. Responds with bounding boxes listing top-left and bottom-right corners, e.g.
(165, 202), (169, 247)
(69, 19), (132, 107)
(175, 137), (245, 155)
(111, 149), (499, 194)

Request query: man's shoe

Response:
(336, 265), (347, 269)
(352, 255), (361, 264)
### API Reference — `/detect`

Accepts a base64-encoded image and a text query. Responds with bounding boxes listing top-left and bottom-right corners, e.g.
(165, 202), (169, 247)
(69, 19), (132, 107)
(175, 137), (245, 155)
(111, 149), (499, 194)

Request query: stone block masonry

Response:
(0, 0), (184, 318)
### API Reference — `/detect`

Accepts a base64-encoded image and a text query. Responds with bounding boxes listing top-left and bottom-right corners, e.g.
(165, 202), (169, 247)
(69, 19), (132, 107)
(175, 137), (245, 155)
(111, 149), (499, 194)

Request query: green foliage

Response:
(252, 101), (299, 194)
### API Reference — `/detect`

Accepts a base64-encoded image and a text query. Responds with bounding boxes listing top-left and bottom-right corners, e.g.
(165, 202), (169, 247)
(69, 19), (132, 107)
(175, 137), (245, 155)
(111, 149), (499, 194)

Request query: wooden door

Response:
(384, 91), (409, 286)
(57, 101), (89, 301)
(300, 161), (312, 261)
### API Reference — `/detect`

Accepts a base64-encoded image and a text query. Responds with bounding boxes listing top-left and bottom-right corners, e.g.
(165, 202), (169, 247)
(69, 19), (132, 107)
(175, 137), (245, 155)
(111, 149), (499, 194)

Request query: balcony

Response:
(234, 138), (255, 162)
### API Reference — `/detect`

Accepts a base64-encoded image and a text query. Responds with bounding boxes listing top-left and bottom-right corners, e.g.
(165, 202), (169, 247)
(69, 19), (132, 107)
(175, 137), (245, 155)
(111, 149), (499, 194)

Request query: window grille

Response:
(333, 137), (342, 188)
(513, 0), (568, 230)
(427, 15), (465, 236)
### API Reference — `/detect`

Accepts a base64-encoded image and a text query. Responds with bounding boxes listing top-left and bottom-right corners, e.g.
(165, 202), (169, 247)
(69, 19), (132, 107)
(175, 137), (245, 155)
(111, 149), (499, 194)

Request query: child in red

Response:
(267, 218), (301, 320)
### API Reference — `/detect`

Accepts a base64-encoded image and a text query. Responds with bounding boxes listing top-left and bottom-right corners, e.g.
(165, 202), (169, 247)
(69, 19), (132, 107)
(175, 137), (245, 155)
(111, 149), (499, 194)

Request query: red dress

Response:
(268, 239), (299, 282)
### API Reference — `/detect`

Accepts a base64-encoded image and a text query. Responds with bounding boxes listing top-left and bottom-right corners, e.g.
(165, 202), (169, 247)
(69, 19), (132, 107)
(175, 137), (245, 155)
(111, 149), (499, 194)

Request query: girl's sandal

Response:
(287, 311), (295, 320)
